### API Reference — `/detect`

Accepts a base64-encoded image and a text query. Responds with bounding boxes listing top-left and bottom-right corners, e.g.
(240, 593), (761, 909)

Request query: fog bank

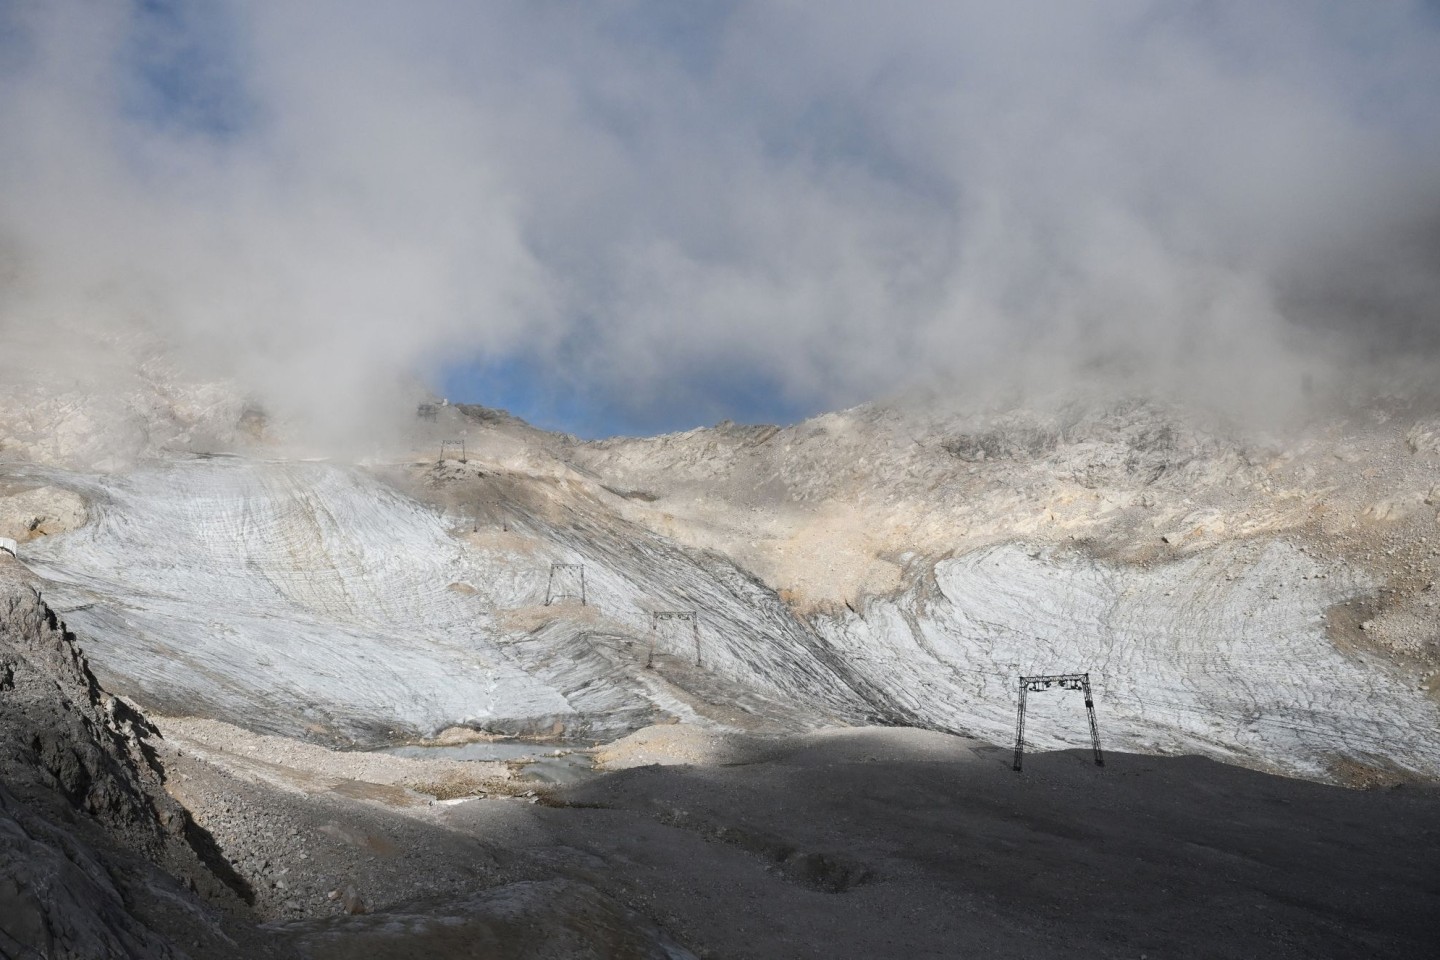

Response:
(2, 1), (1438, 438)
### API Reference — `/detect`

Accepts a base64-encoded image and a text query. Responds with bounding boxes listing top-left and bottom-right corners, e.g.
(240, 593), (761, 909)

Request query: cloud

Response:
(2, 1), (1438, 438)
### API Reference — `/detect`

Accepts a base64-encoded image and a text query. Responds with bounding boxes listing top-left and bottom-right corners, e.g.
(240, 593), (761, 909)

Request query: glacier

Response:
(7, 446), (1439, 780)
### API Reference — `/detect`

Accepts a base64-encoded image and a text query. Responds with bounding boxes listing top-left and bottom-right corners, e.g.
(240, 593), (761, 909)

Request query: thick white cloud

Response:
(2, 1), (1438, 434)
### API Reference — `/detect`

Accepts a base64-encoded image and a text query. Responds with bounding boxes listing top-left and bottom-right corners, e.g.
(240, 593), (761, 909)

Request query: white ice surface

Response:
(13, 457), (1439, 776)
(815, 542), (1440, 777)
(20, 459), (571, 738)
(17, 458), (863, 741)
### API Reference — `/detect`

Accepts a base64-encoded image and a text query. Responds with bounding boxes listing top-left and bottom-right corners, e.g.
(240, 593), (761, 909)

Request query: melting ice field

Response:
(15, 456), (1440, 778)
(820, 542), (1440, 778)
(17, 458), (862, 741)
(22, 459), (569, 737)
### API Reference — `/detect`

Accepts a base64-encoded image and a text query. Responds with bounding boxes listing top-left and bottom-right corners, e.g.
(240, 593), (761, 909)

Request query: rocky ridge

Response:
(0, 555), (280, 959)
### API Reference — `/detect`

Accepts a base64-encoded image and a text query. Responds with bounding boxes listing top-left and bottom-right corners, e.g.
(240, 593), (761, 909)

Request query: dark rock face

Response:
(2, 587), (167, 845)
(0, 782), (187, 960)
(0, 560), (273, 959)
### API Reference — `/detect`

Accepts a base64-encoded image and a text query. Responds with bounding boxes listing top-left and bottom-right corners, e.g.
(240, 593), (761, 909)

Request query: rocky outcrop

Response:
(0, 558), (277, 959)
(0, 483), (88, 542)
(1, 575), (170, 848)
(0, 379), (252, 471)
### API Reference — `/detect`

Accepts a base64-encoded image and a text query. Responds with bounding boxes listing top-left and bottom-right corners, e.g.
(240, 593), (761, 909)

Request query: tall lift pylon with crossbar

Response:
(545, 563), (586, 606)
(647, 610), (700, 668)
(1013, 672), (1104, 772)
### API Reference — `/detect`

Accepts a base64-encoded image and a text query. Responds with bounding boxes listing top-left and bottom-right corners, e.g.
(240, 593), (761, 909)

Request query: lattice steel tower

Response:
(647, 610), (701, 668)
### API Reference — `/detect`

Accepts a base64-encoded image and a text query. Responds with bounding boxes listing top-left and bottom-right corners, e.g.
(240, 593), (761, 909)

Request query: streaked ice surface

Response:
(18, 458), (864, 743)
(816, 542), (1440, 778)
(21, 460), (555, 739)
(12, 456), (1440, 777)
